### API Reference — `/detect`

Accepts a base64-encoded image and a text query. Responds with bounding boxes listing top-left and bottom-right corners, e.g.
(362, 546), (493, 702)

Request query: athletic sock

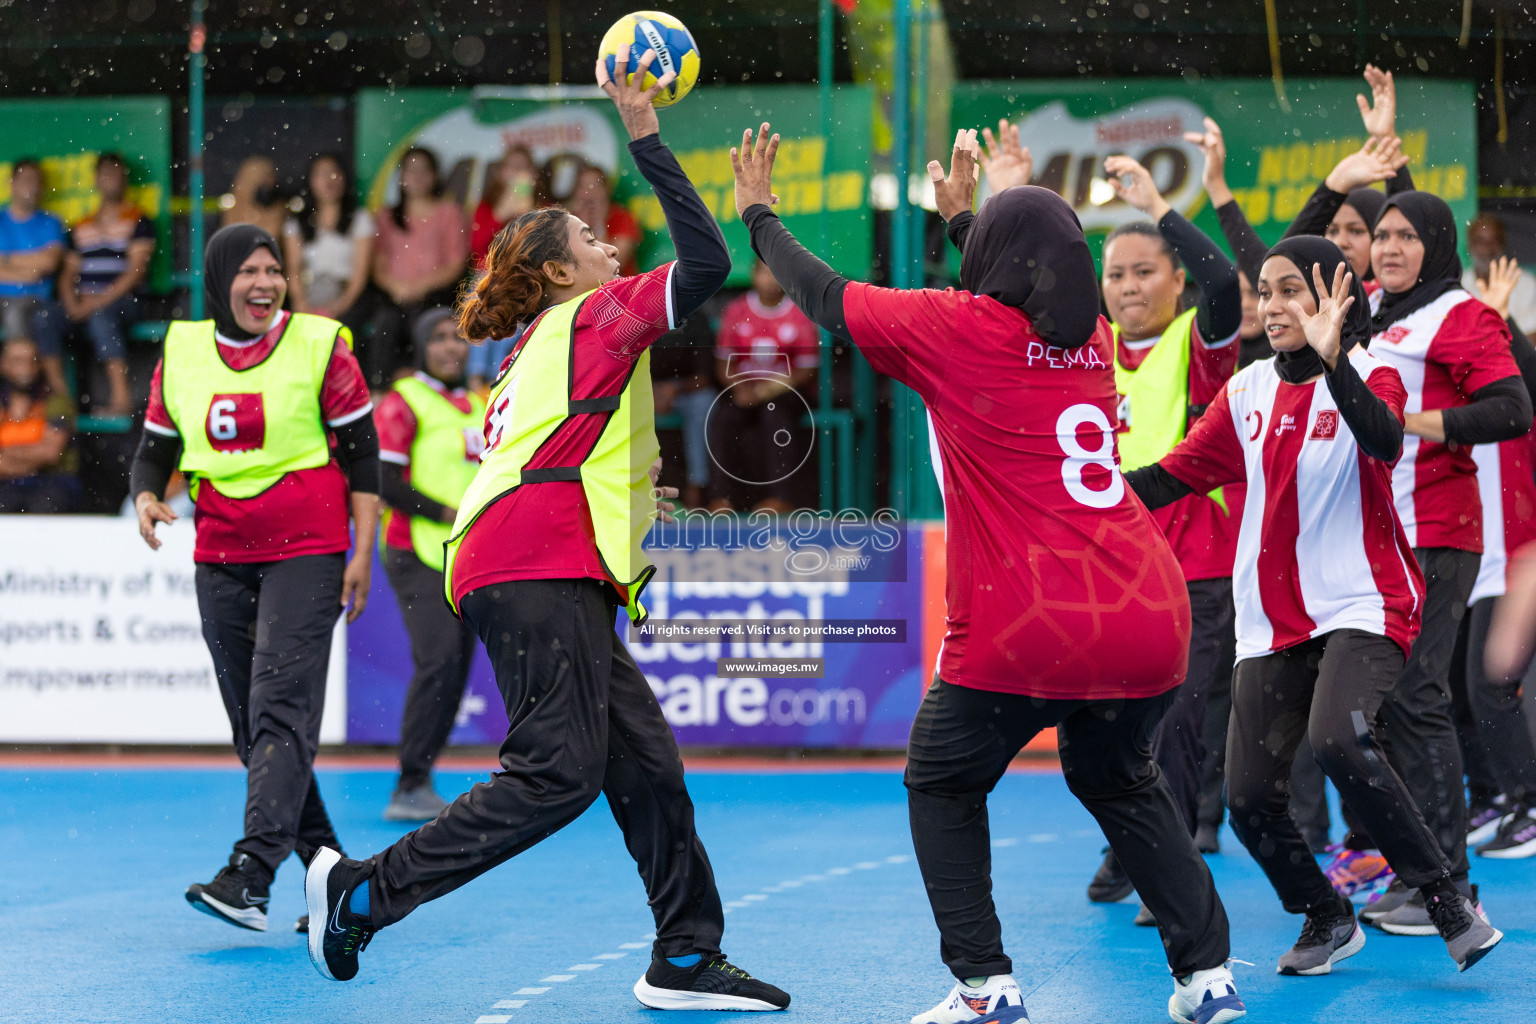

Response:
(348, 881), (370, 917)
(963, 977), (988, 988)
(667, 953), (702, 968)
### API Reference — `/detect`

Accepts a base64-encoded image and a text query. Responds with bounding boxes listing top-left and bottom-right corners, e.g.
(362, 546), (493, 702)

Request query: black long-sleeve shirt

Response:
(1284, 166), (1415, 240)
(1157, 208), (1243, 344)
(742, 203), (851, 339)
(628, 135), (731, 321)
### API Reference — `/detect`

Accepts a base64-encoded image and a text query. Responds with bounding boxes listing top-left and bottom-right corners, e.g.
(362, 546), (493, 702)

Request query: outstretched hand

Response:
(1104, 154), (1171, 221)
(978, 118), (1031, 193)
(731, 123), (781, 217)
(1324, 135), (1408, 194)
(1477, 255), (1521, 321)
(1182, 116), (1233, 207)
(1288, 262), (1355, 371)
(596, 47), (675, 142)
(928, 129), (979, 221)
(1357, 64), (1397, 140)
(134, 491), (177, 551)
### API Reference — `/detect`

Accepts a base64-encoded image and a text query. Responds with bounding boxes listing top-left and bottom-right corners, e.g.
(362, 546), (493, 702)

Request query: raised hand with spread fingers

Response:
(929, 128), (980, 221)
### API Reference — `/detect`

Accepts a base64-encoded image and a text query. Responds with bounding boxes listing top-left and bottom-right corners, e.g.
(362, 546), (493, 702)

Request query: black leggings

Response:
(1452, 596), (1536, 806)
(365, 578), (724, 963)
(1226, 629), (1451, 914)
(382, 547), (477, 789)
(905, 679), (1230, 980)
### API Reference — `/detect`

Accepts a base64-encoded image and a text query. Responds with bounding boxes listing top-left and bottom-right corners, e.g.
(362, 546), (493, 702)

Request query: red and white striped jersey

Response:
(1470, 432), (1536, 603)
(1160, 348), (1425, 661)
(1367, 288), (1520, 552)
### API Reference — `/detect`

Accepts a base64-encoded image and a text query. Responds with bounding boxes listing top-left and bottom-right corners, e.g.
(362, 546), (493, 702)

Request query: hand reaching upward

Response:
(1104, 155), (1171, 221)
(978, 119), (1032, 193)
(1357, 64), (1398, 140)
(929, 129), (980, 221)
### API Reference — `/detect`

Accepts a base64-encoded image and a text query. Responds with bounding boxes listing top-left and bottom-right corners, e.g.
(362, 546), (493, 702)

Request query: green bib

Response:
(393, 375), (486, 572)
(443, 292), (661, 624)
(1112, 308), (1225, 512)
(162, 313), (346, 500)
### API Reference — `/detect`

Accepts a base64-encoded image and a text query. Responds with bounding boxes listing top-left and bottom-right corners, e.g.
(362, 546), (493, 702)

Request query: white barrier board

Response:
(0, 516), (345, 743)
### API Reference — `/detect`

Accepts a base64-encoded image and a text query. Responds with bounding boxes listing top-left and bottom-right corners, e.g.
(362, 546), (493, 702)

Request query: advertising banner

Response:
(353, 85), (874, 285)
(951, 78), (1477, 263)
(0, 97), (174, 292)
(0, 517), (346, 744)
(346, 518), (934, 749)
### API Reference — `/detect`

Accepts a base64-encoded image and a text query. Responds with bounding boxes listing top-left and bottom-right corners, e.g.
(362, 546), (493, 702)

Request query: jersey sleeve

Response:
(1157, 384), (1246, 491)
(841, 282), (966, 399)
(584, 262), (677, 361)
(1361, 360), (1408, 421)
(142, 359), (178, 436)
(374, 391), (417, 466)
(1187, 318), (1240, 406)
(1432, 298), (1522, 395)
(321, 335), (373, 427)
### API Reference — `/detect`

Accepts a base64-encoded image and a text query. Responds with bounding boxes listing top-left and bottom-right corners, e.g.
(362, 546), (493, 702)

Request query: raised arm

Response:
(598, 48), (730, 320)
(1184, 117), (1269, 288)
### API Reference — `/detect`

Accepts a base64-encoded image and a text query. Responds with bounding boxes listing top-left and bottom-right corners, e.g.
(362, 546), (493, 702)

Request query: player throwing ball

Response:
(732, 125), (1245, 1024)
(303, 51), (789, 1012)
(1126, 236), (1502, 974)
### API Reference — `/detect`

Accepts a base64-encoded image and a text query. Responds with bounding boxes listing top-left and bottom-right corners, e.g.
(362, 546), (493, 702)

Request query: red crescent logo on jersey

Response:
(1247, 409), (1263, 442)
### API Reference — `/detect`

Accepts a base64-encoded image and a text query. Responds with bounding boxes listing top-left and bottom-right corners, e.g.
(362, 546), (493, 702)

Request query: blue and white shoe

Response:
(1168, 964), (1246, 1024)
(912, 975), (1026, 1024)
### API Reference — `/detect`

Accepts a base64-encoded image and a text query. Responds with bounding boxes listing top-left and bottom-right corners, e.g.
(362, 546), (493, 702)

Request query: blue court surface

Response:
(2, 761), (1531, 1024)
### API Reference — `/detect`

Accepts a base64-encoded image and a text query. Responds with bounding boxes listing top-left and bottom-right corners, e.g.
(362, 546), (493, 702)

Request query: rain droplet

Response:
(453, 35), (485, 67)
(328, 30), (348, 51)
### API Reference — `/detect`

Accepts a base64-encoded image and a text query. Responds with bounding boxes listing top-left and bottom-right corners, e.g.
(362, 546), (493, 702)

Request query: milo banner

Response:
(0, 97), (173, 292)
(952, 78), (1476, 263)
(354, 85), (874, 284)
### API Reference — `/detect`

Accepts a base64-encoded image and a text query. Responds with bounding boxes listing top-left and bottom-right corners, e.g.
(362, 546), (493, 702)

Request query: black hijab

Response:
(205, 223), (283, 341)
(1262, 235), (1372, 384)
(1342, 188), (1386, 281)
(1369, 191), (1463, 334)
(960, 185), (1100, 347)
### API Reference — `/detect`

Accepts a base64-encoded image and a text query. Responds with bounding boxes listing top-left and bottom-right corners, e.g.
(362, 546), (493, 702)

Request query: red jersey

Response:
(1368, 288), (1521, 552)
(449, 263), (676, 607)
(143, 311), (373, 564)
(1160, 349), (1423, 659)
(1115, 317), (1241, 581)
(376, 373), (481, 552)
(1471, 431), (1536, 603)
(714, 292), (820, 380)
(844, 282), (1191, 700)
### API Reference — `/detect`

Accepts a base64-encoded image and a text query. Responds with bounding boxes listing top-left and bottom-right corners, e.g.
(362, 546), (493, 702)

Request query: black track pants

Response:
(1452, 596), (1536, 805)
(366, 578), (725, 962)
(382, 547), (477, 789)
(905, 679), (1230, 980)
(195, 553), (345, 878)
(1226, 629), (1452, 913)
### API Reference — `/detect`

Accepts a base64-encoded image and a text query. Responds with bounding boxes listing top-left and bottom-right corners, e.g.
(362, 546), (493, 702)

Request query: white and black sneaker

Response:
(1277, 895), (1364, 975)
(305, 847), (375, 982)
(912, 975), (1025, 1024)
(633, 953), (790, 1011)
(1423, 887), (1502, 972)
(185, 852), (271, 931)
(1466, 795), (1508, 847)
(1168, 964), (1246, 1024)
(1475, 804), (1536, 859)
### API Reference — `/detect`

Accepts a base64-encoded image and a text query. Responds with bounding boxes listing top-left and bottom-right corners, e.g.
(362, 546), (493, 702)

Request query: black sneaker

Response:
(1475, 804), (1536, 859)
(305, 847), (375, 981)
(185, 852), (271, 931)
(633, 954), (790, 1011)
(1194, 822), (1221, 854)
(1277, 893), (1363, 975)
(296, 915), (310, 933)
(1087, 849), (1134, 903)
(1424, 887), (1502, 972)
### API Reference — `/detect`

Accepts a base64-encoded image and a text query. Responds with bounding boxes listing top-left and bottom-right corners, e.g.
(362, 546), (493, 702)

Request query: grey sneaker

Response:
(383, 782), (448, 821)
(1277, 898), (1365, 976)
(1424, 890), (1502, 972)
(1133, 904), (1157, 927)
(1359, 878), (1411, 924)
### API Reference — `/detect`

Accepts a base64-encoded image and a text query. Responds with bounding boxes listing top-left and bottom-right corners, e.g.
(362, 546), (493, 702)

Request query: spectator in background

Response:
(0, 336), (78, 512)
(651, 301), (720, 509)
(58, 152), (153, 418)
(709, 259), (819, 513)
(1465, 214), (1536, 334)
(284, 153), (376, 336)
(470, 145), (538, 268)
(221, 155), (288, 239)
(369, 147), (469, 394)
(0, 159), (67, 397)
(569, 162), (642, 276)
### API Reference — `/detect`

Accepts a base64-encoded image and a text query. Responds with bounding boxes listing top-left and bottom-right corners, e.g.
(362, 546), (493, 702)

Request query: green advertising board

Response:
(0, 97), (173, 292)
(354, 85), (873, 286)
(950, 78), (1477, 270)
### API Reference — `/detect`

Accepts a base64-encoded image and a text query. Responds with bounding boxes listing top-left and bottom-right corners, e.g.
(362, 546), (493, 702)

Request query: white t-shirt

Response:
(284, 210), (375, 309)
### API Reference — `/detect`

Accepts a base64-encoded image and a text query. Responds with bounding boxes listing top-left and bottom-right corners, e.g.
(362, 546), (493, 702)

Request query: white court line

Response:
(885, 855), (909, 864)
(492, 1000), (527, 1009)
(742, 894), (768, 901)
(540, 974), (577, 983)
(619, 942), (649, 949)
(826, 866), (852, 875)
(855, 861), (882, 870)
(567, 963), (602, 971)
(1028, 834), (1059, 843)
(512, 987), (549, 996)
(725, 900), (750, 908)
(475, 1016), (511, 1023)
(991, 837), (1019, 848)
(594, 952), (628, 960)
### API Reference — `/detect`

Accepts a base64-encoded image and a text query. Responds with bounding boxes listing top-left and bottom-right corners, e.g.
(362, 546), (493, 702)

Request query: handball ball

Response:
(599, 11), (701, 108)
